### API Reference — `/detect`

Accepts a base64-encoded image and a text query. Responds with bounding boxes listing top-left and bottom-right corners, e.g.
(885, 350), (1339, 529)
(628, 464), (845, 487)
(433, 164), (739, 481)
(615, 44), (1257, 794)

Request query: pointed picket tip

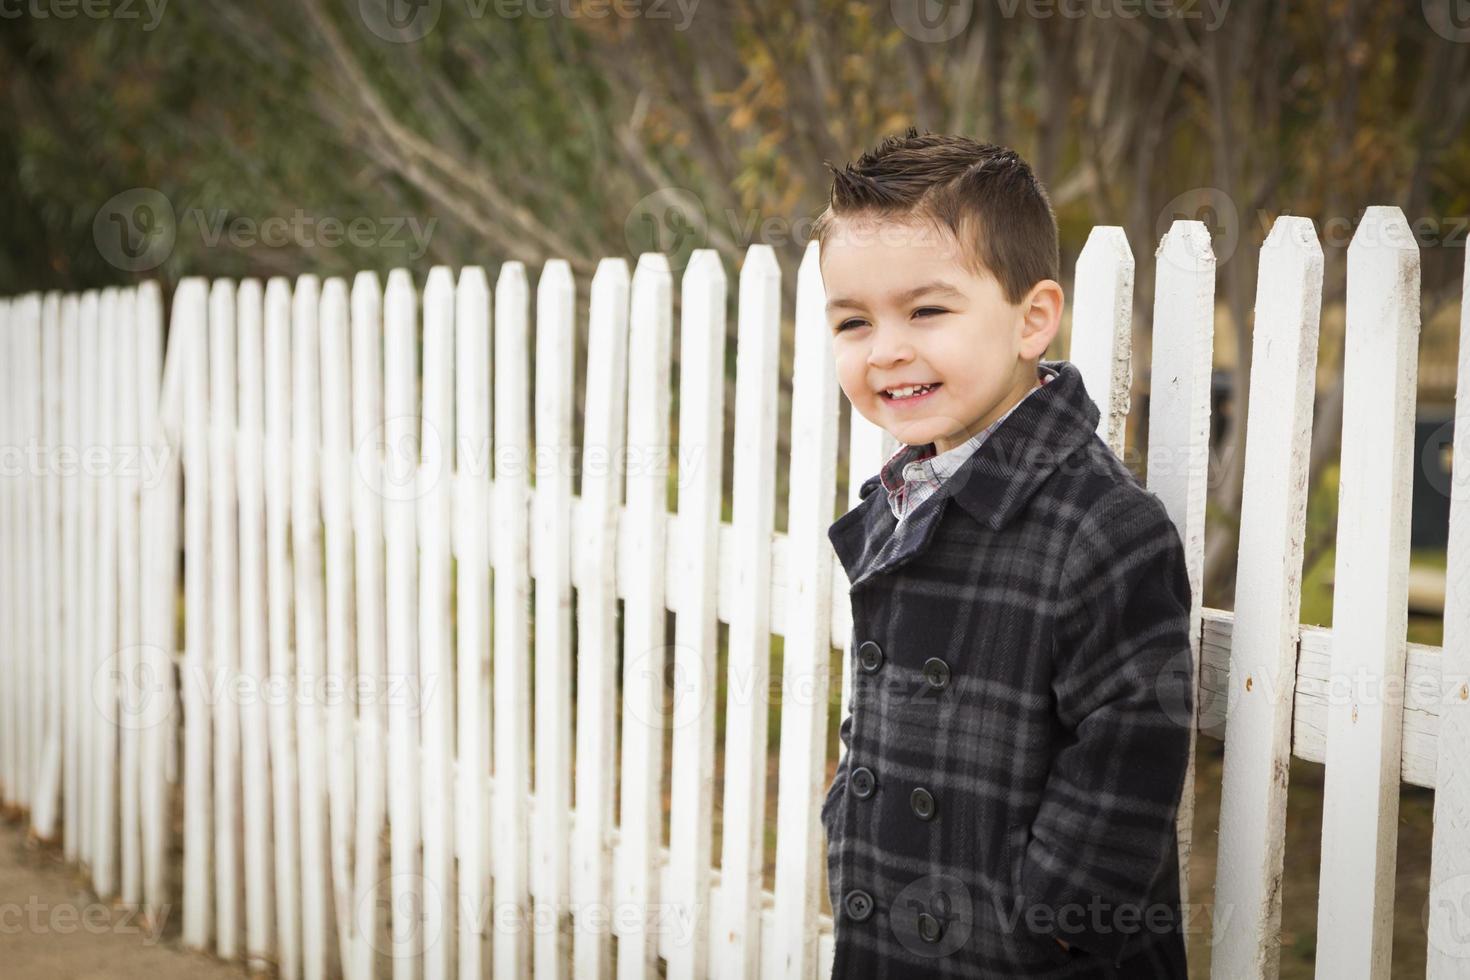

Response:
(1262, 215), (1323, 257)
(497, 260), (529, 291)
(296, 272), (322, 292)
(593, 255), (631, 286)
(1155, 219), (1216, 270)
(263, 276), (292, 310)
(740, 242), (780, 278)
(635, 251), (673, 277)
(681, 248), (724, 285)
(426, 265), (455, 293)
(538, 258), (573, 289)
(321, 277), (349, 306)
(1079, 226), (1134, 269)
(798, 239), (822, 278)
(352, 269), (381, 295)
(457, 265), (489, 294)
(385, 267), (416, 297)
(1349, 205), (1417, 256)
(174, 277), (209, 307)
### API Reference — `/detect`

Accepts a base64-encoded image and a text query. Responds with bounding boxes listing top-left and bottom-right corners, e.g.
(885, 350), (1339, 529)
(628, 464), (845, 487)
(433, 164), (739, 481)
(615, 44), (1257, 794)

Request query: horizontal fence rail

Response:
(0, 207), (1467, 980)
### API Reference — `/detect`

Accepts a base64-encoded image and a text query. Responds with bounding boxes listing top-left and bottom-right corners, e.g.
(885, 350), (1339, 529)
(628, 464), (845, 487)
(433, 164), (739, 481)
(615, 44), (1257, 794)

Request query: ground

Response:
(0, 814), (243, 980)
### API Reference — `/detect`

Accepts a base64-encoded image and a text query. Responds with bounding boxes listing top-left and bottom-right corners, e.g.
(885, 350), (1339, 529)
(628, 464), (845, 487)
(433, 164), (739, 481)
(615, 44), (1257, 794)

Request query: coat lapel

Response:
(827, 359), (1101, 591)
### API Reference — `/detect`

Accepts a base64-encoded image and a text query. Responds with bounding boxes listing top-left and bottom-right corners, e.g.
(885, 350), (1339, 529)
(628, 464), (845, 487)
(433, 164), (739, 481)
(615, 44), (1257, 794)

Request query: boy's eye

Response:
(835, 308), (946, 332)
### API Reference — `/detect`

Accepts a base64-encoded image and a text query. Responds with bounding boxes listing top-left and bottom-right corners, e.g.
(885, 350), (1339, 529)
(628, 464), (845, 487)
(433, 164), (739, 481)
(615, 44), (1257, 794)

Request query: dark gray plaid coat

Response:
(822, 359), (1194, 979)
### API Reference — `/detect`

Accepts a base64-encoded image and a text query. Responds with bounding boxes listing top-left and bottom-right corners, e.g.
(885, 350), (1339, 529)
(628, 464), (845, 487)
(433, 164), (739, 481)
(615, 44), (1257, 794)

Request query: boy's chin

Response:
(883, 420), (950, 447)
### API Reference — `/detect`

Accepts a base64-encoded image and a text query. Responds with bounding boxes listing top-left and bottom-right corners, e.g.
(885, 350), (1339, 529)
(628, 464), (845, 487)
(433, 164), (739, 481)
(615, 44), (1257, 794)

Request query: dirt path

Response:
(0, 815), (244, 980)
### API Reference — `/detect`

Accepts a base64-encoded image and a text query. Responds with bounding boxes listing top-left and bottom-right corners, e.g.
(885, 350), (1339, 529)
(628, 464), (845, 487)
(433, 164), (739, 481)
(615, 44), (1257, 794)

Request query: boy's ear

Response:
(1020, 279), (1064, 358)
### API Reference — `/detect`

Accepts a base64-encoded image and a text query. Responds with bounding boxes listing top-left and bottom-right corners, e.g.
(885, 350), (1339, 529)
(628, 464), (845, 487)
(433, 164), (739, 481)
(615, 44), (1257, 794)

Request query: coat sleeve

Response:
(1015, 485), (1195, 967)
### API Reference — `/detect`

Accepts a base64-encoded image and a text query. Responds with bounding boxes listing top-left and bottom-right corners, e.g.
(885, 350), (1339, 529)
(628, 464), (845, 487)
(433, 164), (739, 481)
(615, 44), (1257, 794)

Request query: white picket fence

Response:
(1, 205), (1467, 980)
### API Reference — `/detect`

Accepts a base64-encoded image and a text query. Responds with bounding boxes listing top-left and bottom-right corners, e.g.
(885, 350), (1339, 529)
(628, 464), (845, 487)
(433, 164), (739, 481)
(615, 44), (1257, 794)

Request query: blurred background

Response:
(2, 1), (1469, 976)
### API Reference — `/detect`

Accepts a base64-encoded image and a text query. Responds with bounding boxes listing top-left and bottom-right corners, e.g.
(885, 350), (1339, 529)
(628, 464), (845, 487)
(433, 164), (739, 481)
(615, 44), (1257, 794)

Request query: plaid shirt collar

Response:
(878, 364), (1058, 520)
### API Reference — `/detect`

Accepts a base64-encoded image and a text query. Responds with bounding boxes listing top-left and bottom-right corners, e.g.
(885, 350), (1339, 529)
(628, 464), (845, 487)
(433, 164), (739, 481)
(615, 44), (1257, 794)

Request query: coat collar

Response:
(827, 359), (1101, 590)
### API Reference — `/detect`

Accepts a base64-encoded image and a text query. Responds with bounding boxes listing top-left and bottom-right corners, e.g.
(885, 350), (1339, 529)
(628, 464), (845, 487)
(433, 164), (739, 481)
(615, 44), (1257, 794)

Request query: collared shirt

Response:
(879, 364), (1058, 523)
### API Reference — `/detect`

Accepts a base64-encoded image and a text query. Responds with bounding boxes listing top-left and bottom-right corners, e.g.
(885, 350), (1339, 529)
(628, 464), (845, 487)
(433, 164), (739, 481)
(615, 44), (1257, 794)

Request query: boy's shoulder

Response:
(1016, 426), (1179, 559)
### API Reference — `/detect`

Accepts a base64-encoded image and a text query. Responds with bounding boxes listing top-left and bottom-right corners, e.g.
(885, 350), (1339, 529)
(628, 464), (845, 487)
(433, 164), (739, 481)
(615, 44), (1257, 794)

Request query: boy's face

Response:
(821, 214), (1061, 454)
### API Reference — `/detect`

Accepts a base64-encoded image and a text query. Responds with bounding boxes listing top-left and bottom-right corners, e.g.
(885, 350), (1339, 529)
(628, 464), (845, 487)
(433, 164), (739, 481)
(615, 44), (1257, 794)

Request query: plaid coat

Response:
(822, 359), (1195, 979)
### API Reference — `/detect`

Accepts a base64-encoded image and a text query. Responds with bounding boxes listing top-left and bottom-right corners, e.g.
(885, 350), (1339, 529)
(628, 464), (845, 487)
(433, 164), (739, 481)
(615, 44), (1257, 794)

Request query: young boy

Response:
(815, 129), (1195, 978)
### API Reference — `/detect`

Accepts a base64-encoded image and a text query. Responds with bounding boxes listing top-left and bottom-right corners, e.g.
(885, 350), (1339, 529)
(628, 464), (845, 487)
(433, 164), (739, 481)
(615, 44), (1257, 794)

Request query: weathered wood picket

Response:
(0, 206), (1466, 980)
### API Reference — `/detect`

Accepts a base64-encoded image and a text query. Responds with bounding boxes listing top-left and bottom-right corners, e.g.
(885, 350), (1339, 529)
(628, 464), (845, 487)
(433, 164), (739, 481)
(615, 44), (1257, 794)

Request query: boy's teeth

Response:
(888, 383), (937, 399)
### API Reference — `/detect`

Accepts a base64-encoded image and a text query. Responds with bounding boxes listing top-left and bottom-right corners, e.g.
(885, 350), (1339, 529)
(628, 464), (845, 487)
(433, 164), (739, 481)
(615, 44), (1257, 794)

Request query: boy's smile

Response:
(820, 214), (1060, 453)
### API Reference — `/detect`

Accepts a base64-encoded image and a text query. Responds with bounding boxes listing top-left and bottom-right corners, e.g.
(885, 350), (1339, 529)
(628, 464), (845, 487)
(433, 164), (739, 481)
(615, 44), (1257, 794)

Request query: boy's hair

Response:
(811, 127), (1058, 305)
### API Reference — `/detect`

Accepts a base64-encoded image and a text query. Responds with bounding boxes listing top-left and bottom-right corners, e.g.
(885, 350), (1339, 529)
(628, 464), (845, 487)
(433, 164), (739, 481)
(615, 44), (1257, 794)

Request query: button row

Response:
(841, 639), (950, 940)
(856, 640), (951, 691)
(840, 889), (945, 943)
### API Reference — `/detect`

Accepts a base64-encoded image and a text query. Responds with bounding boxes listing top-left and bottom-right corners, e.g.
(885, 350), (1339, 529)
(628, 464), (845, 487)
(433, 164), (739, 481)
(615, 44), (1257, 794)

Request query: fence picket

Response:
(116, 285), (143, 905)
(419, 266), (456, 980)
(293, 274), (335, 980)
(60, 292), (82, 862)
(266, 275), (303, 980)
(530, 258), (576, 978)
(1428, 236), (1470, 980)
(1146, 220), (1216, 926)
(665, 249), (728, 979)
(210, 278), (243, 958)
(138, 279), (177, 927)
(715, 244), (782, 980)
(1315, 206), (1421, 980)
(453, 266), (491, 980)
(179, 276), (213, 946)
(571, 257), (631, 980)
(1210, 217), (1323, 980)
(770, 240), (840, 980)
(492, 261), (532, 980)
(349, 270), (387, 980)
(321, 277), (359, 975)
(237, 277), (276, 970)
(34, 290), (63, 841)
(383, 267), (422, 980)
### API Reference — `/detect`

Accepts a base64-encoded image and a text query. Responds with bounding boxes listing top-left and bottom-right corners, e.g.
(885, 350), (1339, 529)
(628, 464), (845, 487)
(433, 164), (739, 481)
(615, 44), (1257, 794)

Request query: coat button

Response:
(844, 889), (874, 922)
(857, 640), (884, 674)
(917, 911), (943, 943)
(922, 657), (950, 690)
(850, 766), (875, 799)
(910, 787), (936, 820)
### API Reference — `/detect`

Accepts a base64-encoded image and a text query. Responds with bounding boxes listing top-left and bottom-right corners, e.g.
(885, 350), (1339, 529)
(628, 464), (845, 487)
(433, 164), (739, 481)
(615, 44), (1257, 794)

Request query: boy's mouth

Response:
(881, 382), (942, 402)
